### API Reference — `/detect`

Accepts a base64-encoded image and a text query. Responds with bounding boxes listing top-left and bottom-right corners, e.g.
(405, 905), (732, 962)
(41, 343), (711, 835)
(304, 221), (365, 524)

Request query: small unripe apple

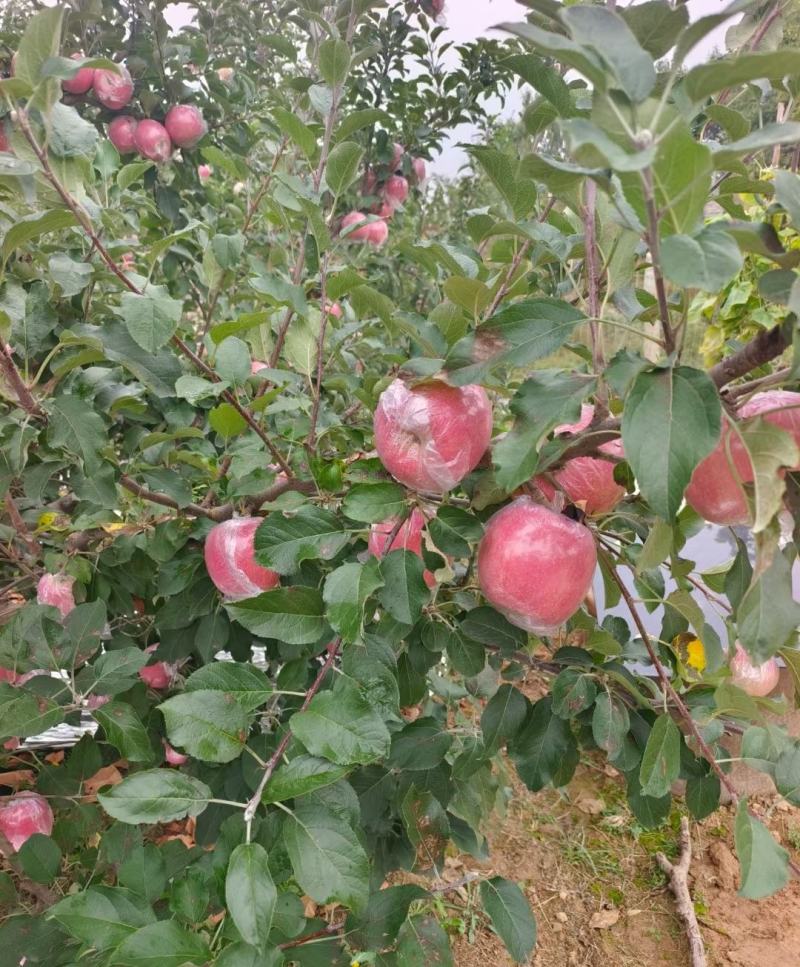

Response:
(164, 104), (207, 149)
(535, 405), (625, 515)
(108, 115), (138, 154)
(62, 52), (95, 95)
(93, 64), (134, 110)
(204, 517), (281, 600)
(0, 668), (19, 685)
(730, 642), (780, 697)
(37, 573), (76, 619)
(368, 508), (435, 587)
(411, 157), (427, 184)
(341, 211), (373, 241)
(477, 497), (597, 635)
(217, 67), (234, 84)
(163, 740), (189, 766)
(0, 792), (54, 852)
(0, 121), (9, 154)
(384, 174), (409, 209)
(368, 220), (389, 247)
(3, 738), (19, 752)
(371, 200), (394, 220)
(85, 693), (110, 710)
(134, 119), (172, 163)
(251, 360), (268, 375)
(198, 164), (212, 181)
(324, 301), (342, 319)
(374, 378), (492, 493)
(120, 251), (136, 270)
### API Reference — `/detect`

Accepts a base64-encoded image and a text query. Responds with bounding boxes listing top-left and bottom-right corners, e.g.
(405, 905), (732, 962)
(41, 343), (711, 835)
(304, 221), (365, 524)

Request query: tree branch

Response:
(710, 323), (790, 389)
(243, 638), (342, 827)
(656, 817), (707, 967)
(641, 167), (675, 355)
(0, 344), (45, 418)
(4, 493), (40, 557)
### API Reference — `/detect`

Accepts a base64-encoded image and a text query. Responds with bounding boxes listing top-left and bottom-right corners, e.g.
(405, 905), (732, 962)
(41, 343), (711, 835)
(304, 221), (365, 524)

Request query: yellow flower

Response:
(686, 637), (706, 673)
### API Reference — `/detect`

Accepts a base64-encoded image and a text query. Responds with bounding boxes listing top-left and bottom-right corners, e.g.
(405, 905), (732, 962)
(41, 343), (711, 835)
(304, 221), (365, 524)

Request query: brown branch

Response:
(710, 323), (790, 389)
(307, 252), (331, 449)
(15, 110), (293, 479)
(243, 638), (342, 826)
(641, 167), (675, 355)
(4, 493), (40, 556)
(483, 240), (531, 321)
(0, 345), (44, 418)
(722, 366), (791, 402)
(656, 817), (707, 967)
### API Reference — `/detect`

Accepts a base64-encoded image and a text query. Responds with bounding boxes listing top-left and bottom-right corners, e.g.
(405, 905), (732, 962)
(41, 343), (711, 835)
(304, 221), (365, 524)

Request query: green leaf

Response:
(502, 53), (573, 116)
(283, 800), (370, 912)
(48, 888), (150, 949)
(323, 560), (384, 643)
(510, 696), (577, 792)
(551, 669), (597, 719)
(48, 253), (92, 296)
(445, 299), (583, 386)
(481, 684), (529, 752)
(740, 420), (800, 533)
(493, 371), (595, 491)
(118, 287), (182, 354)
(725, 537), (753, 612)
(183, 662), (273, 711)
(562, 5), (656, 103)
(0, 684), (62, 740)
(214, 336), (251, 383)
(290, 684), (390, 766)
(335, 108), (390, 142)
(118, 161), (154, 189)
(98, 770), (212, 824)
(388, 717), (453, 771)
(460, 606), (526, 655)
(49, 102), (98, 159)
(500, 22), (605, 92)
(13, 6), (63, 111)
(347, 884), (429, 951)
(319, 39), (351, 87)
(226, 843), (277, 950)
(326, 141), (363, 196)
(118, 844), (166, 903)
(639, 714), (681, 799)
(620, 0), (689, 59)
(427, 506), (484, 558)
(378, 550), (430, 625)
(342, 482), (407, 523)
(262, 755), (349, 804)
(159, 690), (251, 763)
(683, 50), (800, 103)
(226, 587), (328, 644)
(622, 366), (721, 520)
(396, 914), (453, 966)
(705, 104), (750, 142)
(209, 402), (248, 439)
(774, 169), (800, 228)
(737, 549), (800, 663)
(479, 877), (537, 964)
(468, 146), (537, 220)
(77, 647), (146, 696)
(271, 108), (317, 160)
(113, 920), (210, 967)
(686, 772), (721, 821)
(18, 834), (61, 885)
(255, 506), (347, 574)
(94, 701), (155, 763)
(734, 799), (790, 900)
(661, 227), (743, 291)
(47, 395), (106, 476)
(592, 691), (629, 759)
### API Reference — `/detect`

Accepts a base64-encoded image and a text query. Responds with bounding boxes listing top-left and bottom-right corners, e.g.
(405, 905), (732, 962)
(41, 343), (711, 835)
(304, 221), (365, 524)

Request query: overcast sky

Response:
(165, 0), (746, 176)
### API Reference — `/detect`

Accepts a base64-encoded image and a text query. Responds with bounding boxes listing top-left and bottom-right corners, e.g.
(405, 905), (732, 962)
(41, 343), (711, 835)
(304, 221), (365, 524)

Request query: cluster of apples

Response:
(61, 53), (207, 164)
(341, 143), (427, 248)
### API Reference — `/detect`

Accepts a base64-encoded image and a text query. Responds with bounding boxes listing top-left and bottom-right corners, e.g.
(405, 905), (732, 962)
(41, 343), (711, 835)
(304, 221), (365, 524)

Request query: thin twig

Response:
(243, 638), (342, 828)
(0, 344), (44, 418)
(641, 167), (675, 354)
(4, 493), (40, 556)
(656, 817), (707, 967)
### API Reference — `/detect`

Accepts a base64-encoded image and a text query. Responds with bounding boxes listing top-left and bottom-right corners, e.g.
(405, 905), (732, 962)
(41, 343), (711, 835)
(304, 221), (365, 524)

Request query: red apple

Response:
(198, 163), (212, 181)
(384, 174), (409, 209)
(251, 360), (268, 375)
(477, 497), (597, 635)
(374, 378), (492, 493)
(340, 211), (373, 241)
(368, 508), (436, 587)
(411, 157), (427, 184)
(37, 573), (76, 619)
(535, 405), (625, 515)
(108, 115), (138, 154)
(164, 104), (207, 149)
(163, 740), (189, 766)
(93, 64), (134, 110)
(134, 119), (172, 163)
(368, 220), (389, 247)
(62, 52), (95, 95)
(371, 200), (394, 221)
(324, 301), (342, 319)
(0, 792), (54, 852)
(204, 517), (281, 600)
(0, 120), (9, 154)
(362, 167), (378, 195)
(139, 661), (175, 690)
(684, 391), (800, 526)
(730, 642), (780, 697)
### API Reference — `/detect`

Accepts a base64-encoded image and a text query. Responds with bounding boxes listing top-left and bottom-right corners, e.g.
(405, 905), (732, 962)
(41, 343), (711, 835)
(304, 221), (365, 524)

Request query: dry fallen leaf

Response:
(83, 764), (124, 800)
(589, 908), (620, 930)
(0, 770), (36, 790)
